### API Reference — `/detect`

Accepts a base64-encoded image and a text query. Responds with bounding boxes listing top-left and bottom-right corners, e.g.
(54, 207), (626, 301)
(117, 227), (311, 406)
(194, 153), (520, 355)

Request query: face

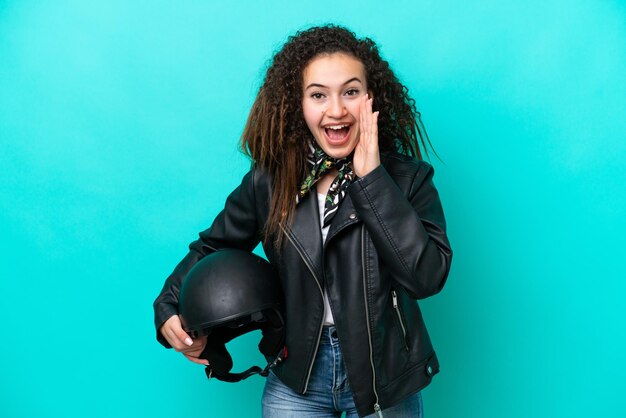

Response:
(302, 53), (369, 159)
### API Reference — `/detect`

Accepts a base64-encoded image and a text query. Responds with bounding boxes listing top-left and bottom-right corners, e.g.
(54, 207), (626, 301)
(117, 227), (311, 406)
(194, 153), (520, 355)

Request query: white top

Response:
(317, 192), (334, 325)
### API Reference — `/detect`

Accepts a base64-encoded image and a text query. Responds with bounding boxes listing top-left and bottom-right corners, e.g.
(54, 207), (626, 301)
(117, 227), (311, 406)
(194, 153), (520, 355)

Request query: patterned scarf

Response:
(297, 141), (355, 227)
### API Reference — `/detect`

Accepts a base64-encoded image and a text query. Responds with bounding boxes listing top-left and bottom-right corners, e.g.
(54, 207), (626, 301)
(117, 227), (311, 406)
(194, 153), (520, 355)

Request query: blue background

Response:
(1, 1), (624, 417)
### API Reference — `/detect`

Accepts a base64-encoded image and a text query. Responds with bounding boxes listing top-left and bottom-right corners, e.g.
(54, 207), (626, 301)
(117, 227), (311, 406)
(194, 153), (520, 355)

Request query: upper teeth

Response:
(327, 125), (348, 130)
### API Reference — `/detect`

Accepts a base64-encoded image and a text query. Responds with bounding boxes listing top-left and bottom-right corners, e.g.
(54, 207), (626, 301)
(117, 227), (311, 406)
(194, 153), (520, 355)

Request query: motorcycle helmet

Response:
(179, 248), (286, 382)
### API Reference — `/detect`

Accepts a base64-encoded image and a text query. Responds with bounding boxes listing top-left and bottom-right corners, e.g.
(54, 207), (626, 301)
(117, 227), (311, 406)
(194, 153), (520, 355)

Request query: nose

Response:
(325, 96), (347, 118)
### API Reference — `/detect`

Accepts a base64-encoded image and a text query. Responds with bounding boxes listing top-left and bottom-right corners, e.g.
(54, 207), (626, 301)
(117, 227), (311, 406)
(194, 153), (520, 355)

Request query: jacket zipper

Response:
(281, 225), (325, 394)
(362, 226), (383, 417)
(392, 290), (409, 351)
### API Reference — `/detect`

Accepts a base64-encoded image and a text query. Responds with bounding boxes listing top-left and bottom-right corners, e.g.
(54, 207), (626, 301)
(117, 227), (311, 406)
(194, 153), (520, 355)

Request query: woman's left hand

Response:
(353, 94), (380, 178)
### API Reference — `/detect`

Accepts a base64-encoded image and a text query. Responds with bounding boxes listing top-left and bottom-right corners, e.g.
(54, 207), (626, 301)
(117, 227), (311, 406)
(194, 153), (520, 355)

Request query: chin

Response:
(326, 149), (352, 159)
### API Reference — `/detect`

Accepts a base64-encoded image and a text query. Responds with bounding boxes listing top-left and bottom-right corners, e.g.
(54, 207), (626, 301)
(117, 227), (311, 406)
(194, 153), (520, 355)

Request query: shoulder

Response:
(380, 152), (434, 181)
(250, 164), (273, 187)
(247, 164), (273, 205)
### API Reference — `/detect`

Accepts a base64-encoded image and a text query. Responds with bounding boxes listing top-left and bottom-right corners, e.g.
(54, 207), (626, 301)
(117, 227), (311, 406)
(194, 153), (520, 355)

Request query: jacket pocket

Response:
(391, 289), (410, 351)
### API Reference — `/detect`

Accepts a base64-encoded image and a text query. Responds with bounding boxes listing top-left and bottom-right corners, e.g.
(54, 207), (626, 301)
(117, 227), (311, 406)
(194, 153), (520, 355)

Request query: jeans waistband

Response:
(320, 325), (339, 346)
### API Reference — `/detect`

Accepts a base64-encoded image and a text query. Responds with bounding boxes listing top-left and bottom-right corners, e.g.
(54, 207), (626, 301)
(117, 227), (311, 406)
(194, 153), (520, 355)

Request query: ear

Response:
(367, 89), (374, 100)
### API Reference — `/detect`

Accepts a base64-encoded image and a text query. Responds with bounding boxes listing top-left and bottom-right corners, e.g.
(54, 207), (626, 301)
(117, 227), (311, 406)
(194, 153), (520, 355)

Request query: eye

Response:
(310, 92), (325, 100)
(345, 88), (360, 96)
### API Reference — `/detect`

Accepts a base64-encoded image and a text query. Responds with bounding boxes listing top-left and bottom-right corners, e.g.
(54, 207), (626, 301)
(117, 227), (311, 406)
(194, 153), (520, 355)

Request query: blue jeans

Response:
(262, 326), (423, 417)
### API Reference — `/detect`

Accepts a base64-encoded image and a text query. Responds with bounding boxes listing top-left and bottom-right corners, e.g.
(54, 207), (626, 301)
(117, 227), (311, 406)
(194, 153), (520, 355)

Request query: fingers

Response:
(372, 110), (379, 137)
(160, 315), (194, 351)
(184, 353), (210, 366)
(359, 94), (378, 140)
(183, 336), (209, 366)
(354, 93), (381, 178)
(161, 317), (210, 366)
(360, 94), (370, 138)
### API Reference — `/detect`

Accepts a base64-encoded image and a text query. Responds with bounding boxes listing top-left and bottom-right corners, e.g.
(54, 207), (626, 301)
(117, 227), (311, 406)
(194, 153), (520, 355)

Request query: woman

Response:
(154, 25), (453, 417)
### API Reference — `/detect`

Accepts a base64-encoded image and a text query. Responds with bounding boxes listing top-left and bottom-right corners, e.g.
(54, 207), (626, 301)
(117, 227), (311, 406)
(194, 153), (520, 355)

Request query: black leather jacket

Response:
(154, 152), (452, 417)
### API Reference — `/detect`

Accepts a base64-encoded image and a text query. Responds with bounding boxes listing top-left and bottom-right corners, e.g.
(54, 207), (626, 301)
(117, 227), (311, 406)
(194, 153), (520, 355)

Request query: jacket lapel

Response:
(287, 184), (362, 277)
(325, 191), (361, 247)
(288, 191), (324, 281)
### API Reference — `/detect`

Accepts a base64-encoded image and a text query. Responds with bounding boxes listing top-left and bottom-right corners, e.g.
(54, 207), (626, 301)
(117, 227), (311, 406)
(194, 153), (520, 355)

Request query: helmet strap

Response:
(204, 346), (287, 382)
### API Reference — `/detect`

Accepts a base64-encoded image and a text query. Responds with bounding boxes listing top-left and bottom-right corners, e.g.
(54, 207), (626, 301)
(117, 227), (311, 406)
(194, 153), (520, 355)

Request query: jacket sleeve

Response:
(348, 161), (452, 299)
(153, 168), (261, 348)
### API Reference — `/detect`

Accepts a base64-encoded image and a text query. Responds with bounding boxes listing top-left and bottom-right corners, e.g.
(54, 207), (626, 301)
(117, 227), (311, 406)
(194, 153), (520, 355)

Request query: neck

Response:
(316, 168), (339, 196)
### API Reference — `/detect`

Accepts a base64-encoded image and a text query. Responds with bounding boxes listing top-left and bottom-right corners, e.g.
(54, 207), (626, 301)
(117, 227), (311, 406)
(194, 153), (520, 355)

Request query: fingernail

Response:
(185, 337), (193, 346)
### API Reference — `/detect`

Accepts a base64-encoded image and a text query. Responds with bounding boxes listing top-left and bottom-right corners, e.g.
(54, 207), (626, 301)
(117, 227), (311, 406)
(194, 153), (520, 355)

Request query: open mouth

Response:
(324, 124), (351, 145)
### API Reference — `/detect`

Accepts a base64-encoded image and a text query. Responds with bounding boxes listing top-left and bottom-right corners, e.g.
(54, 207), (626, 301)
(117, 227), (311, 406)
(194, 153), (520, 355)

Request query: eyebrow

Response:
(305, 77), (363, 90)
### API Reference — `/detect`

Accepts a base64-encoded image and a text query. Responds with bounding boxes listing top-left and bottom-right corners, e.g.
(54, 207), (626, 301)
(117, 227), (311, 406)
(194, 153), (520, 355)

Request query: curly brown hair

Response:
(240, 24), (436, 250)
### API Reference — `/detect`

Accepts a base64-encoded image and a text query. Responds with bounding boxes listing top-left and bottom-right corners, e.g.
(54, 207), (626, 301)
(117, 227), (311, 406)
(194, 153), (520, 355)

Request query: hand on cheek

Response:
(353, 94), (380, 178)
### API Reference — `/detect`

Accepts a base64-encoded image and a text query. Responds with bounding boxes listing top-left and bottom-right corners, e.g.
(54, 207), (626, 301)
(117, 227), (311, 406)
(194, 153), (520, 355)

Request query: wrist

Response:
(354, 160), (380, 178)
